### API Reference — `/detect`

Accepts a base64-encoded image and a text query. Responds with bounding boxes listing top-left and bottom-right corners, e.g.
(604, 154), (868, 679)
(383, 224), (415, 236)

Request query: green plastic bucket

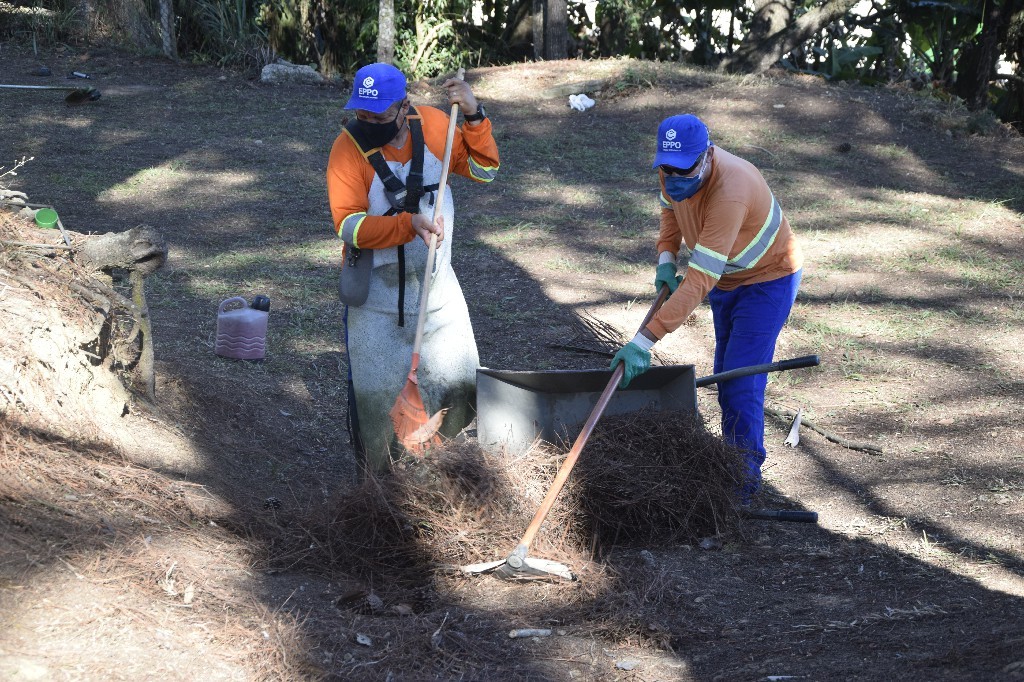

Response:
(35, 208), (58, 229)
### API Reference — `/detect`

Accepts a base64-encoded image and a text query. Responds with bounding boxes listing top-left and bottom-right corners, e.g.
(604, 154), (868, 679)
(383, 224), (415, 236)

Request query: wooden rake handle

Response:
(410, 67), (465, 364)
(514, 286), (670, 552)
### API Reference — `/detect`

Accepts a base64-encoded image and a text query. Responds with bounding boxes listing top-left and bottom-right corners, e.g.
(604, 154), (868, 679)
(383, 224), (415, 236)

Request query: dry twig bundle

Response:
(565, 309), (669, 364)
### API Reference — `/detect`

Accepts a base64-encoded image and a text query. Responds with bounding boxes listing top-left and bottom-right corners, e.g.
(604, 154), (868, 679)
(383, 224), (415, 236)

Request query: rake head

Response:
(460, 545), (577, 582)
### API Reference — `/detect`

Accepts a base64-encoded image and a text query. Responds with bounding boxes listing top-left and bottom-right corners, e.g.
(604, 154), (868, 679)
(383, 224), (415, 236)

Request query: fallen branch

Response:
(0, 239), (73, 251)
(766, 405), (883, 455)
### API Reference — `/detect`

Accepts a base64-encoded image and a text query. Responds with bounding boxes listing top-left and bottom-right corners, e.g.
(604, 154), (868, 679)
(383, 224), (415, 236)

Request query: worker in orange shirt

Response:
(611, 114), (803, 503)
(327, 63), (499, 473)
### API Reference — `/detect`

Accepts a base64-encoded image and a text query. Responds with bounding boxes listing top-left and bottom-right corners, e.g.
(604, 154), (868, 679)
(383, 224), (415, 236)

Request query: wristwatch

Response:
(464, 103), (487, 122)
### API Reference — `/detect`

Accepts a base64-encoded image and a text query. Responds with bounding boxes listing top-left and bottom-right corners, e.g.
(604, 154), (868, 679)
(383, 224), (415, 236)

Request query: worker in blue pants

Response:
(708, 271), (802, 499)
(610, 114), (804, 501)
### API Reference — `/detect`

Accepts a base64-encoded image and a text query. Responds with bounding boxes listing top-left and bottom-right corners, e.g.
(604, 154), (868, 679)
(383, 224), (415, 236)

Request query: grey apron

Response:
(345, 151), (478, 472)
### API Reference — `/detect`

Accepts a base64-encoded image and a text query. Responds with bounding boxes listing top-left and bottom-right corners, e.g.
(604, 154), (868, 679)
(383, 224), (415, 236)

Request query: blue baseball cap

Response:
(345, 63), (407, 113)
(652, 114), (711, 169)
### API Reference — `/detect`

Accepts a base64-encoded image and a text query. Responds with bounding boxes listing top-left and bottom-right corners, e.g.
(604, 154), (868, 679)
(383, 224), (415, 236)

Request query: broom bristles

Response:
(389, 378), (444, 454)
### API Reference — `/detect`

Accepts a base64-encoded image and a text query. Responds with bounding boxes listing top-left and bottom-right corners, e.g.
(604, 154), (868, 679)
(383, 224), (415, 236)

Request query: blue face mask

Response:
(663, 152), (710, 202)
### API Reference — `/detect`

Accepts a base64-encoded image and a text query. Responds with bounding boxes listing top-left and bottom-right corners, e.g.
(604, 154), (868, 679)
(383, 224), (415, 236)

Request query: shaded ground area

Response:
(1, 43), (1023, 680)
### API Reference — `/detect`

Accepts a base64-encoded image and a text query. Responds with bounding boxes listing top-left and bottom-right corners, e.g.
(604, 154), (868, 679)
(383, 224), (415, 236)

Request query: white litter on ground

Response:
(568, 93), (595, 111)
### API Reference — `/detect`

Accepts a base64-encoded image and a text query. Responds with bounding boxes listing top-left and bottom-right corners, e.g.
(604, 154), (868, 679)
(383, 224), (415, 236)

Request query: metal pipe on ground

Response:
(1, 84), (101, 104)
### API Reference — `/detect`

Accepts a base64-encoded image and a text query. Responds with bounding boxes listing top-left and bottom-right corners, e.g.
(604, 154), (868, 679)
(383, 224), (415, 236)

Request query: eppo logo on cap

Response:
(663, 128), (682, 150)
(359, 76), (379, 99)
(346, 63), (407, 112)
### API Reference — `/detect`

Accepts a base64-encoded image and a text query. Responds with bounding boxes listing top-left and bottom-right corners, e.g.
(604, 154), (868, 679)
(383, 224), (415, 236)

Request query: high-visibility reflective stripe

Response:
(688, 191), (782, 278)
(340, 212), (367, 247)
(658, 190), (671, 209)
(468, 156), (498, 182)
(688, 244), (728, 280)
(685, 194), (783, 280)
(724, 194), (782, 274)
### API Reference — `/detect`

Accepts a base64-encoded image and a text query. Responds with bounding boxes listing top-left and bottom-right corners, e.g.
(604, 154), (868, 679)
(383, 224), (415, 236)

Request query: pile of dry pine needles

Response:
(273, 409), (746, 588)
(570, 408), (746, 549)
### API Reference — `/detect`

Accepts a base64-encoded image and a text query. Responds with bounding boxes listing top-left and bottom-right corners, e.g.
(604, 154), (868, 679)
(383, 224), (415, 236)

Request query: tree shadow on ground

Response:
(2, 49), (1024, 679)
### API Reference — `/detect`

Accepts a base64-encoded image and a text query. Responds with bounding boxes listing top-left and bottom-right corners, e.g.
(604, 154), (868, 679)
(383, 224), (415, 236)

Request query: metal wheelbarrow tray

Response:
(477, 365), (697, 456)
(476, 355), (818, 456)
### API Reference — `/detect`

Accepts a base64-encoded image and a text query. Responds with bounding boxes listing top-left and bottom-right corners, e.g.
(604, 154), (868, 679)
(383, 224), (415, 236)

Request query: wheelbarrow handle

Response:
(695, 354), (820, 388)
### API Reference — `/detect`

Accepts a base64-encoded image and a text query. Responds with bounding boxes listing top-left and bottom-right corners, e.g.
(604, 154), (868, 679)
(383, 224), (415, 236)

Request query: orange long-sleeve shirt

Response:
(326, 106), (499, 250)
(647, 147), (803, 339)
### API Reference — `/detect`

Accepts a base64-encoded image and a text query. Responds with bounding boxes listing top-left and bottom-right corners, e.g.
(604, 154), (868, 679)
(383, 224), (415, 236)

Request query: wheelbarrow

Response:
(477, 355), (819, 456)
(467, 351), (820, 581)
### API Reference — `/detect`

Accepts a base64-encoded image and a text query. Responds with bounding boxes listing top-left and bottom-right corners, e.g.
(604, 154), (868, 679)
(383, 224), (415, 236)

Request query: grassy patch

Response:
(47, 169), (109, 196)
(890, 243), (1024, 294)
(545, 256), (589, 273)
(470, 219), (554, 247)
(874, 143), (913, 161)
(105, 165), (187, 197)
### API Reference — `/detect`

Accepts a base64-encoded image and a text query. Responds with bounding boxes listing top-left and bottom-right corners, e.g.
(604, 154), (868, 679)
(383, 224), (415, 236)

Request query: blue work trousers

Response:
(706, 270), (802, 499)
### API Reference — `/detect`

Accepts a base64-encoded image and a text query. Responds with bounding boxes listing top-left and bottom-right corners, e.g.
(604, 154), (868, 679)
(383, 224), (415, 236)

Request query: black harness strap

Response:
(344, 108), (440, 328)
(345, 108), (437, 214)
(407, 119), (425, 213)
(397, 244), (405, 327)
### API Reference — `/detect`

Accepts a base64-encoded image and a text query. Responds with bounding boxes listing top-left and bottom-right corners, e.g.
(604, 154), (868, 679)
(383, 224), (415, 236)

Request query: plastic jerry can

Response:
(215, 296), (268, 360)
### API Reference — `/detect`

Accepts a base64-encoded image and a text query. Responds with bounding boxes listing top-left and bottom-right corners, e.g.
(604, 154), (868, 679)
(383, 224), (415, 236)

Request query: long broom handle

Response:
(514, 286), (670, 552)
(410, 68), (465, 362)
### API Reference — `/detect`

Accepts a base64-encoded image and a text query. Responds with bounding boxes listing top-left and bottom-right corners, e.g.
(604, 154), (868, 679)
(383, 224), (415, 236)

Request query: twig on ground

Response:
(766, 405), (883, 455)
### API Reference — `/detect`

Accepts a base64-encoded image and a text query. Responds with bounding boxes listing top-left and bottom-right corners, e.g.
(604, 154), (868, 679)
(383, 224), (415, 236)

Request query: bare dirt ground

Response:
(2, 41), (1024, 681)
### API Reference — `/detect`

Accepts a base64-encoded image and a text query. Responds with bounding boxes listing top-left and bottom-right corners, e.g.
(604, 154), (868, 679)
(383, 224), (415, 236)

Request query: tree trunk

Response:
(377, 0), (395, 64)
(110, 0), (160, 51)
(692, 5), (714, 66)
(74, 0), (96, 40)
(532, 0), (544, 60)
(954, 0), (1023, 109)
(721, 0), (860, 74)
(544, 0), (567, 59)
(158, 0), (177, 60)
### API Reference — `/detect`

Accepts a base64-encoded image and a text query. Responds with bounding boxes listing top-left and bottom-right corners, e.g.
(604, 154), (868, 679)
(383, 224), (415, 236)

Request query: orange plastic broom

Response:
(389, 69), (464, 454)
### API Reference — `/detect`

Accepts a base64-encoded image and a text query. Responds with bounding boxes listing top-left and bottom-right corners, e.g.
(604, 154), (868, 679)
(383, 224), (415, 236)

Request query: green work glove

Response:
(610, 342), (651, 389)
(654, 262), (682, 295)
